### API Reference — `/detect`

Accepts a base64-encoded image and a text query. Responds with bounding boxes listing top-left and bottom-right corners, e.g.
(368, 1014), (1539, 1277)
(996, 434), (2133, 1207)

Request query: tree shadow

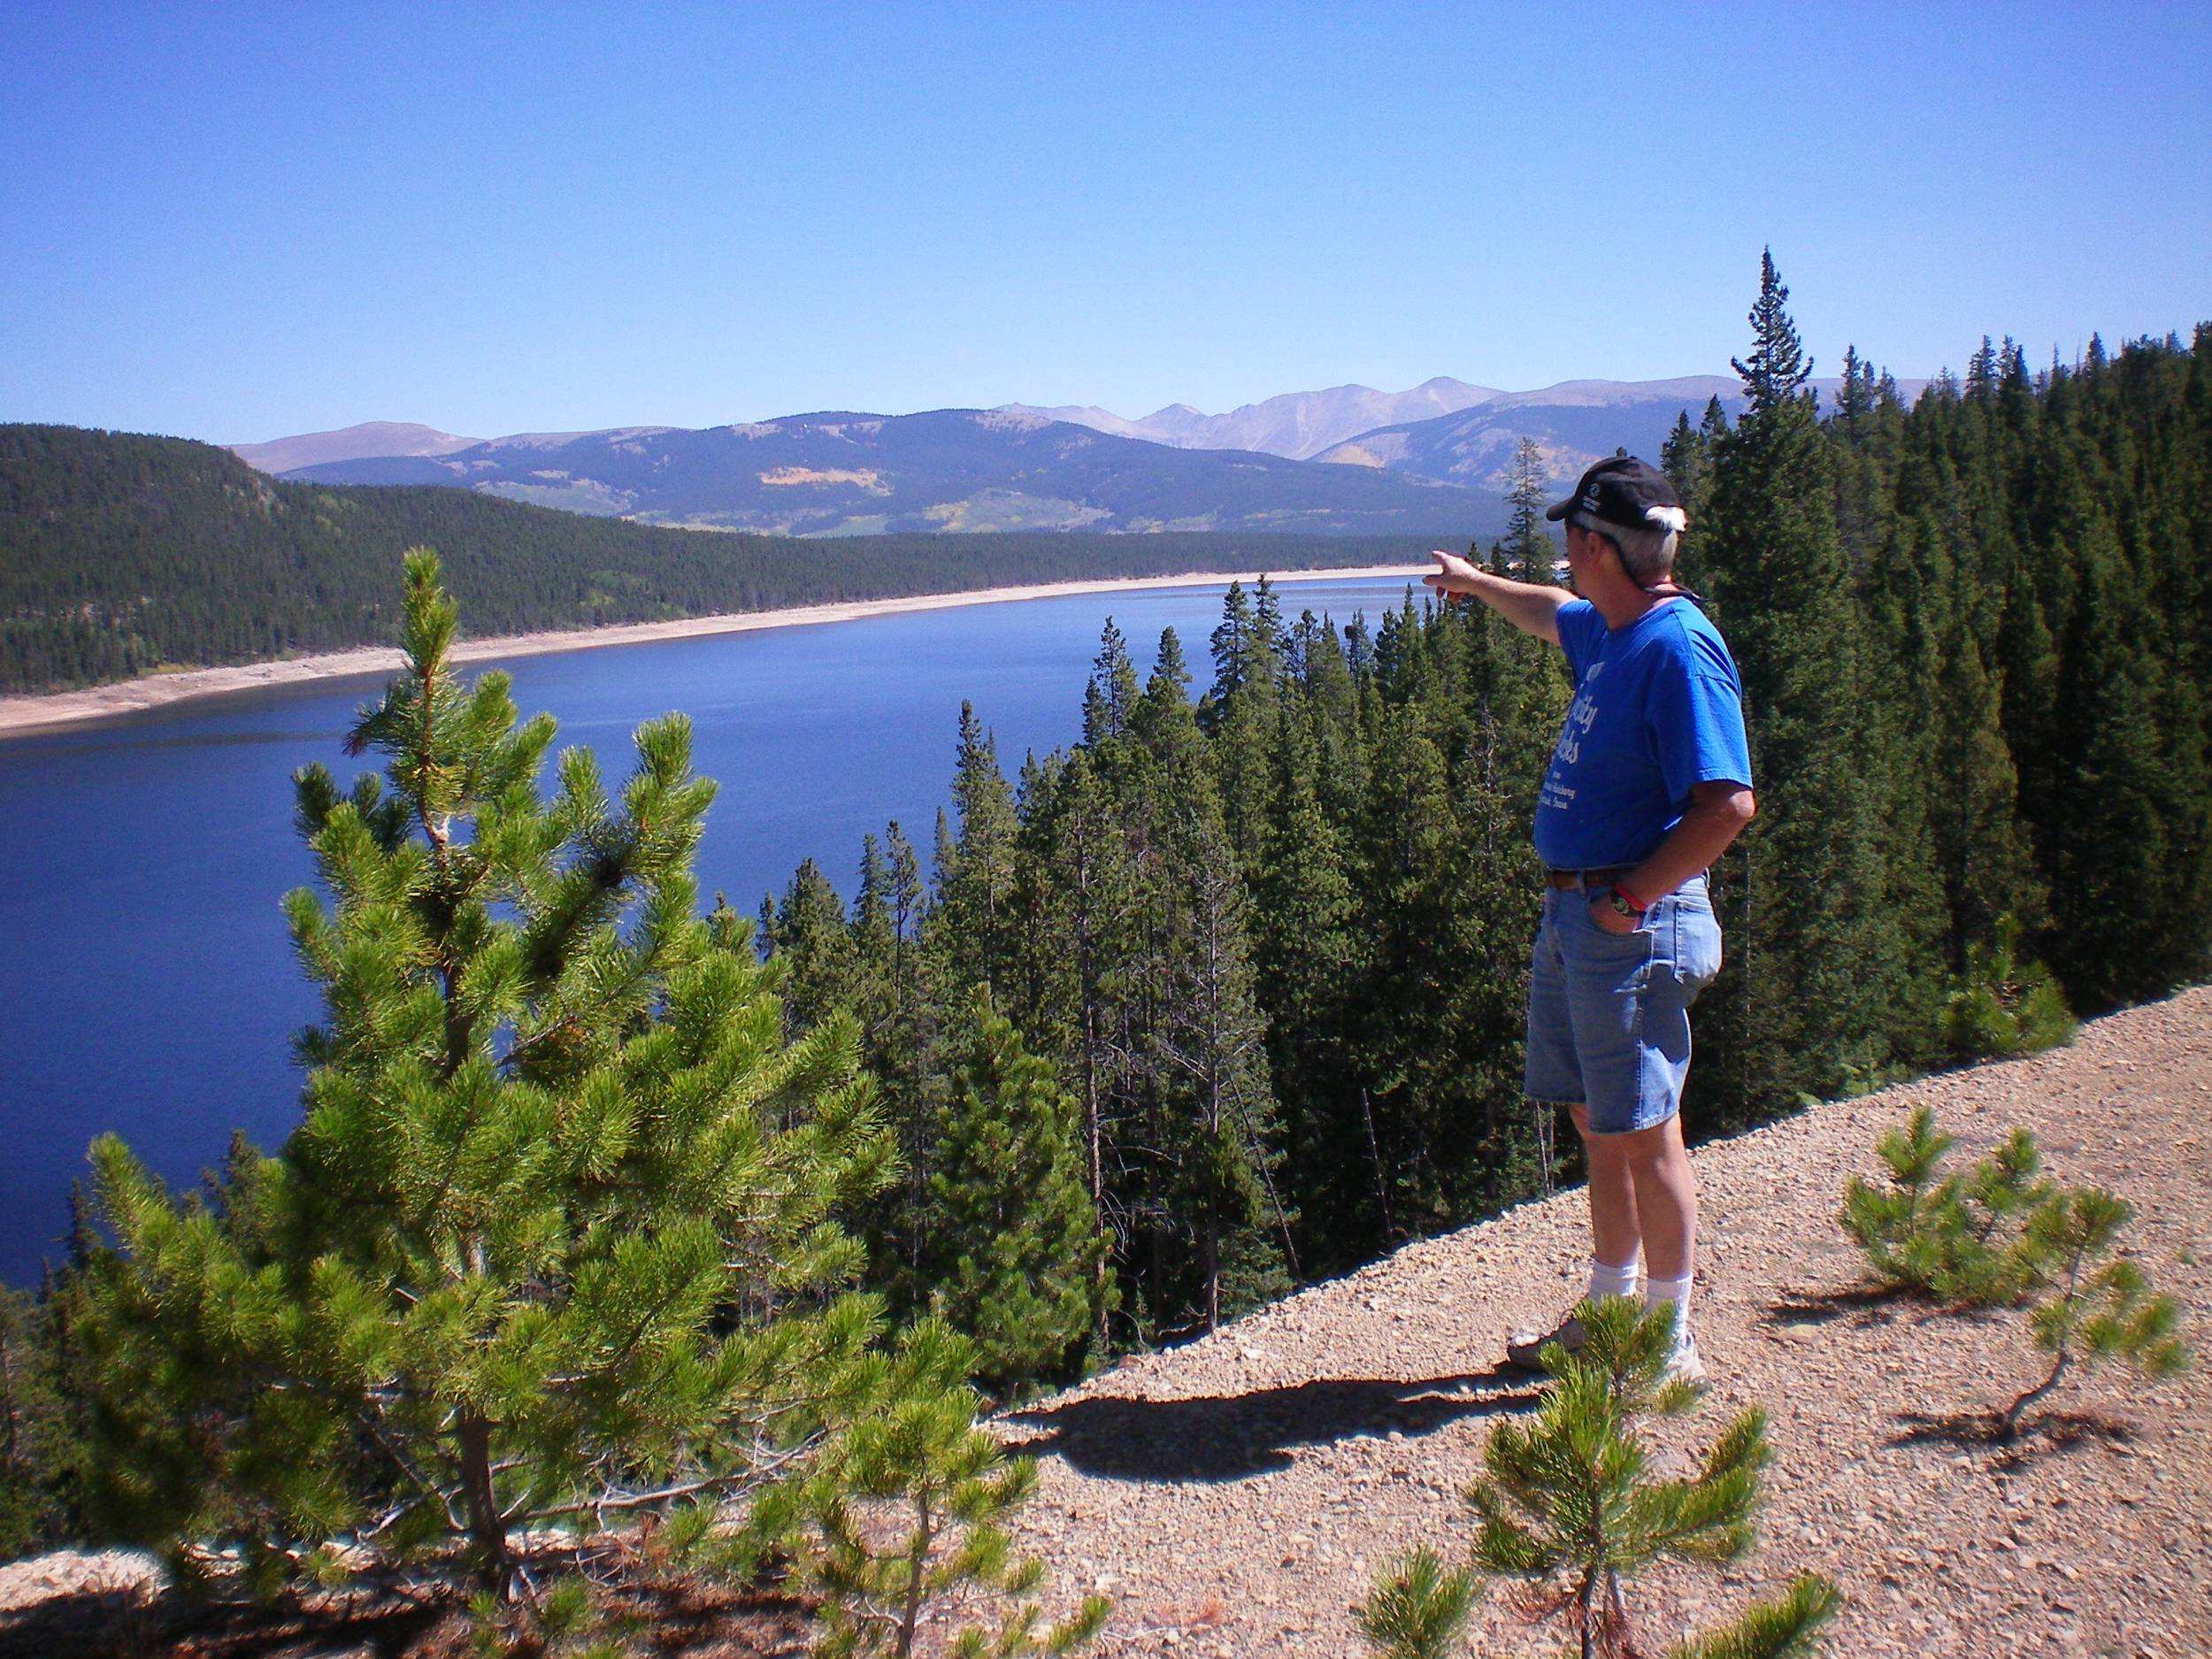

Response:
(1765, 1284), (2012, 1333)
(0, 1586), (188, 1659)
(1889, 1406), (2137, 1470)
(1002, 1367), (1539, 1483)
(1763, 1284), (1907, 1327)
(0, 1565), (808, 1659)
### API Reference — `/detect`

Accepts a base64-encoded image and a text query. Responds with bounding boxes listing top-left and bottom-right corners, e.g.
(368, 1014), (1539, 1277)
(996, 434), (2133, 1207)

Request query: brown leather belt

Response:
(1544, 865), (1637, 892)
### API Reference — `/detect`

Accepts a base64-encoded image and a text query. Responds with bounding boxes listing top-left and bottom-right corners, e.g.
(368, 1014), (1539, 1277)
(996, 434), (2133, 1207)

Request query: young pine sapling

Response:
(1360, 1298), (1836, 1659)
(1840, 1106), (2050, 1305)
(1840, 1109), (2190, 1439)
(769, 1319), (1109, 1659)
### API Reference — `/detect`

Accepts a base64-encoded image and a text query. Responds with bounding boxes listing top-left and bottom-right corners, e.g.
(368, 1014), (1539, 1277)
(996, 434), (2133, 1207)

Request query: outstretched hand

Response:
(1425, 549), (1480, 602)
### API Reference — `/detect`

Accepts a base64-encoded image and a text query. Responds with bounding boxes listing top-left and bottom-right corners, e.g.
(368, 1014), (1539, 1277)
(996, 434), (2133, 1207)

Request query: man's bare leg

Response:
(1514, 1107), (1701, 1368)
(1621, 1115), (1697, 1283)
(1572, 1110), (1701, 1375)
(1568, 1102), (1645, 1270)
(1572, 1109), (1694, 1280)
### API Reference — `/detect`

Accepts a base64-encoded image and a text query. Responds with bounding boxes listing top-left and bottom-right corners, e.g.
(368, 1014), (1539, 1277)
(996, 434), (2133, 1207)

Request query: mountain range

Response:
(1001, 377), (1503, 460)
(237, 373), (1919, 541)
(275, 409), (1485, 539)
(1315, 376), (1747, 491)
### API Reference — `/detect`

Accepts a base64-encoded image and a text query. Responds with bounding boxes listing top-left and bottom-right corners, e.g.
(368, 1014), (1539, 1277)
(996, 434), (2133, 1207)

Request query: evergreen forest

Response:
(0, 425), (1439, 695)
(3, 264), (2208, 1647)
(757, 264), (2212, 1369)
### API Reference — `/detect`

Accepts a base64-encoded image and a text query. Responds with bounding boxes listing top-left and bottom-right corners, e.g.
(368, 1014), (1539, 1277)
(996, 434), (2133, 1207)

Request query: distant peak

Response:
(228, 420), (482, 475)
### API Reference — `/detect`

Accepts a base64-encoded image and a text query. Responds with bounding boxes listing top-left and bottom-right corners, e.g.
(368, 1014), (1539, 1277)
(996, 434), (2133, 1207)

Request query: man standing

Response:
(1425, 456), (1754, 1386)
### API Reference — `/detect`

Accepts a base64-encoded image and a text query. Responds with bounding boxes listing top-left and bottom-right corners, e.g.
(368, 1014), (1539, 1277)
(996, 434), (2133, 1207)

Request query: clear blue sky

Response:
(4, 2), (2207, 443)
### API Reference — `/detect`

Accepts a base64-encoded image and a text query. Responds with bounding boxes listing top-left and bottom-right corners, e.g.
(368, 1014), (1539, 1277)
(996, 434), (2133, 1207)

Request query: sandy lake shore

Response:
(0, 564), (1426, 739)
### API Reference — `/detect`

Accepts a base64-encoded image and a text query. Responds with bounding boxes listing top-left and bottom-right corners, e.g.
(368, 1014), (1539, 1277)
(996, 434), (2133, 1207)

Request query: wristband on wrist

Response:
(1607, 882), (1649, 918)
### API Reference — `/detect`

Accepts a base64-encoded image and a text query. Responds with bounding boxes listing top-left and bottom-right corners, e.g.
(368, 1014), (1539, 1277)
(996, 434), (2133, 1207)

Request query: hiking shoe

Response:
(1504, 1314), (1586, 1371)
(1661, 1337), (1708, 1394)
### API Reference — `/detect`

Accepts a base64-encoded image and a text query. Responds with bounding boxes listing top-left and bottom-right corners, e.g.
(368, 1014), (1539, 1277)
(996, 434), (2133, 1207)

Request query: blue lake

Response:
(0, 573), (1419, 1286)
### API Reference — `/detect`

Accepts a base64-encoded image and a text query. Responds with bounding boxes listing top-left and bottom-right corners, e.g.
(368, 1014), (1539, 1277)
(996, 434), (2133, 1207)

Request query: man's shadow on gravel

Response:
(1002, 1367), (1539, 1483)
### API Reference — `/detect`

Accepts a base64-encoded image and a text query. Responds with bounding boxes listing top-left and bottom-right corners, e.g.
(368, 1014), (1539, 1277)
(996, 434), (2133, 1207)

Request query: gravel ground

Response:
(7, 990), (2208, 1657)
(996, 987), (2212, 1658)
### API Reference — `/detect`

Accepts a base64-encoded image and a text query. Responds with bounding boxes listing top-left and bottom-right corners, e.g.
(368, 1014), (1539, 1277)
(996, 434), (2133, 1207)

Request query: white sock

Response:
(1646, 1272), (1694, 1348)
(1587, 1257), (1641, 1302)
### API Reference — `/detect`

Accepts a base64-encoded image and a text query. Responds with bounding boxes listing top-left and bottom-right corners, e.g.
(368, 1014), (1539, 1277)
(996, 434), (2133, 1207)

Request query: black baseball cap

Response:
(1544, 455), (1685, 532)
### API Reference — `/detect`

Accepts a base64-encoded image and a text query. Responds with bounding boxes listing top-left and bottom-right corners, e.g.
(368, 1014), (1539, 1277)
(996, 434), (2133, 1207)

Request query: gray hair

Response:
(1573, 507), (1682, 585)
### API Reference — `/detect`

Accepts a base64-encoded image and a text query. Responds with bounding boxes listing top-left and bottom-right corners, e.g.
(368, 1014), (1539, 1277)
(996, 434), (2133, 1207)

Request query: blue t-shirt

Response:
(1532, 597), (1753, 871)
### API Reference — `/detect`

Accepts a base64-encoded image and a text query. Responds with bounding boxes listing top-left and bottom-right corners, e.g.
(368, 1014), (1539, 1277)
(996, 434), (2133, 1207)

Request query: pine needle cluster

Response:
(1840, 1105), (2053, 1303)
(1358, 1298), (1837, 1659)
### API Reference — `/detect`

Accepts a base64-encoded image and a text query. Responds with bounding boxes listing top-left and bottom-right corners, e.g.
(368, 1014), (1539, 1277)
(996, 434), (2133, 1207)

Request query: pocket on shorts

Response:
(1670, 895), (1723, 995)
(1567, 892), (1658, 985)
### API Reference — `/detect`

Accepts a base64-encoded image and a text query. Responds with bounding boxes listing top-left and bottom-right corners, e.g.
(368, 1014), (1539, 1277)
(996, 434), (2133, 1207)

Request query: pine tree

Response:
(1671, 395), (1734, 603)
(1505, 435), (1557, 580)
(74, 550), (896, 1596)
(1346, 702), (1507, 1239)
(1661, 409), (1711, 526)
(1928, 626), (2047, 969)
(0, 1285), (76, 1555)
(770, 857), (860, 1036)
(2040, 511), (2208, 1007)
(1164, 800), (1294, 1326)
(1202, 580), (1260, 716)
(1356, 1546), (1480, 1659)
(927, 990), (1109, 1397)
(1463, 1299), (1839, 1659)
(1732, 249), (1815, 414)
(1700, 252), (1929, 1116)
(1363, 1302), (1837, 1659)
(1833, 345), (1877, 428)
(780, 1319), (1109, 1658)
(1202, 588), (1289, 867)
(934, 702), (1024, 999)
(1839, 1106), (2058, 1305)
(1012, 747), (1134, 1351)
(1288, 609), (1368, 821)
(1128, 645), (1293, 1330)
(1248, 703), (1369, 1272)
(1943, 915), (2076, 1062)
(1999, 1190), (2188, 1438)
(1082, 619), (1140, 748)
(884, 824), (926, 1014)
(840, 818), (944, 1315)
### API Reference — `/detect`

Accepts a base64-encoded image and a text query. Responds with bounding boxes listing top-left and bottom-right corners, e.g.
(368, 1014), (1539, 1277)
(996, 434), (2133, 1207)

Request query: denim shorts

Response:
(1524, 872), (1724, 1134)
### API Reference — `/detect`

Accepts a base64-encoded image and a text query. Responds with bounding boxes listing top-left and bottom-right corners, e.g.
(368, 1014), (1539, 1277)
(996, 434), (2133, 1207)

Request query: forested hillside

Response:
(0, 425), (1443, 695)
(756, 276), (2212, 1371)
